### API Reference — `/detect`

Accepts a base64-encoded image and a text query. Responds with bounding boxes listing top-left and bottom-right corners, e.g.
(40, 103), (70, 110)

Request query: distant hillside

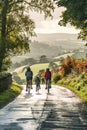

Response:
(31, 33), (85, 50)
(28, 33), (85, 57)
(31, 33), (83, 43)
(11, 33), (86, 64)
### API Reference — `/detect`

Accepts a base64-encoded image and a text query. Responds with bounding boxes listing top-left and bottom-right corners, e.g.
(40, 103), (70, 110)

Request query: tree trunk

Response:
(0, 0), (9, 72)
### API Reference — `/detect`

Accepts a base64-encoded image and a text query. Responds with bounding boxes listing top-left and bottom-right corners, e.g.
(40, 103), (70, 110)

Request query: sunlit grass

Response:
(14, 63), (49, 80)
(31, 63), (49, 76)
(0, 82), (22, 109)
(57, 74), (87, 102)
(54, 52), (74, 59)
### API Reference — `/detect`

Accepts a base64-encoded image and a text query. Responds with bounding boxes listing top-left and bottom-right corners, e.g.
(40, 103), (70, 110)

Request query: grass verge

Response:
(57, 74), (87, 103)
(0, 82), (22, 109)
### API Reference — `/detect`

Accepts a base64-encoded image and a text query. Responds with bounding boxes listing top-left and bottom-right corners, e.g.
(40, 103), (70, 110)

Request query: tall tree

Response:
(54, 0), (87, 41)
(0, 0), (54, 72)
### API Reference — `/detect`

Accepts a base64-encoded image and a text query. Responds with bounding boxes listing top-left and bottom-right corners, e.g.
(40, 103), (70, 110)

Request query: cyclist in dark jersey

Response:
(25, 67), (33, 91)
(35, 75), (41, 92)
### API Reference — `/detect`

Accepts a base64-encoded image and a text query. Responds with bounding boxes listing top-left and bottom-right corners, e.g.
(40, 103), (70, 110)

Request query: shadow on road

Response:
(0, 122), (23, 130)
(36, 95), (87, 130)
(36, 92), (42, 95)
(24, 93), (33, 98)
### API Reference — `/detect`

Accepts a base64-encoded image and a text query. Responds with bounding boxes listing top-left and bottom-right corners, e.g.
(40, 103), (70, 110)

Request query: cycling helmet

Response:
(27, 67), (30, 71)
(46, 68), (49, 71)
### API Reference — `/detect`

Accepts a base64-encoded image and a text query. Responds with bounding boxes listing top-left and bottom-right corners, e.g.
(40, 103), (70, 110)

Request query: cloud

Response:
(35, 19), (80, 34)
(30, 7), (80, 34)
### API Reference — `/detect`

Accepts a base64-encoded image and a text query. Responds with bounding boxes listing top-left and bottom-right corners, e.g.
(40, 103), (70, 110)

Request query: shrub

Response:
(53, 73), (61, 83)
(0, 72), (12, 92)
(13, 75), (22, 84)
(81, 73), (85, 79)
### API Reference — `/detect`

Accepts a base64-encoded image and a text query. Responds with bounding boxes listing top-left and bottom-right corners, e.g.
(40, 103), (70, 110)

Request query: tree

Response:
(40, 55), (48, 63)
(54, 0), (87, 41)
(0, 0), (54, 72)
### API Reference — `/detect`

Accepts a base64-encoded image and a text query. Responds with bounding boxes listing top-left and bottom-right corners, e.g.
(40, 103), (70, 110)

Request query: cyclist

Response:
(41, 70), (45, 84)
(25, 67), (33, 91)
(45, 68), (51, 89)
(35, 75), (41, 92)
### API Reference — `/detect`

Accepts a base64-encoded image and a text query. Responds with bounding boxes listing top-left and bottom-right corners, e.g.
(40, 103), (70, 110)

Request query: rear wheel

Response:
(27, 84), (30, 94)
(36, 84), (40, 93)
(47, 79), (50, 94)
(27, 80), (31, 94)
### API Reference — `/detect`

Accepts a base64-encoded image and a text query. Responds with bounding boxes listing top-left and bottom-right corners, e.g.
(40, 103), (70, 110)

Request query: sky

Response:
(30, 6), (80, 34)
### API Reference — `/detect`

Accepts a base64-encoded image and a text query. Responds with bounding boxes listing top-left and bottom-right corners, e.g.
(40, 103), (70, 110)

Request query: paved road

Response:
(0, 85), (87, 130)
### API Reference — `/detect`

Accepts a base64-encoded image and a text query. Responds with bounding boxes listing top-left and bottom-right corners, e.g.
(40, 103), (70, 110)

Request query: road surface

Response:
(0, 85), (87, 130)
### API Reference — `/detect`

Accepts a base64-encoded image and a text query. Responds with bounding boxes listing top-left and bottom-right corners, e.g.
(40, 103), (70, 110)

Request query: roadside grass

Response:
(31, 63), (49, 76)
(0, 82), (22, 109)
(57, 73), (87, 103)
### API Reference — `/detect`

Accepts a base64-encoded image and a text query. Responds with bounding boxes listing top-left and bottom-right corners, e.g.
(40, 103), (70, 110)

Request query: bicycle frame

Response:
(36, 83), (40, 93)
(27, 80), (32, 94)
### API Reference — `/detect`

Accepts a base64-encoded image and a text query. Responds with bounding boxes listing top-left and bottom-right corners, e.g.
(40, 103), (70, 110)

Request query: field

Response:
(13, 63), (49, 83)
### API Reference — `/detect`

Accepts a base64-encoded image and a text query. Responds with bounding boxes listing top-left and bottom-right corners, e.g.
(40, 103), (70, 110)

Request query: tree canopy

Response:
(54, 0), (87, 41)
(0, 0), (54, 72)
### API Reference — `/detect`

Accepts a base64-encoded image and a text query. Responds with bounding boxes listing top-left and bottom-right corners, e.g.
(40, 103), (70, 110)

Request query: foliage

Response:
(59, 57), (87, 76)
(39, 55), (48, 63)
(0, 0), (54, 72)
(21, 58), (37, 66)
(52, 56), (87, 86)
(53, 73), (61, 83)
(49, 61), (58, 70)
(0, 72), (12, 92)
(54, 0), (87, 41)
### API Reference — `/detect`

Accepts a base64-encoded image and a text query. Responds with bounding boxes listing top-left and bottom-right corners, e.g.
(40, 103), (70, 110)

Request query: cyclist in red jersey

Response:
(45, 68), (51, 89)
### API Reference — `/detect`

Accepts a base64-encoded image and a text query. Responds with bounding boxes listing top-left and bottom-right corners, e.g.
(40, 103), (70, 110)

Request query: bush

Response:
(13, 75), (22, 84)
(53, 73), (61, 83)
(0, 82), (22, 108)
(81, 73), (85, 79)
(0, 72), (12, 92)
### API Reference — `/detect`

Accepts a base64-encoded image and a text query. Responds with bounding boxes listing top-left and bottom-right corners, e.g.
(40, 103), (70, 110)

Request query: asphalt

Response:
(0, 85), (87, 130)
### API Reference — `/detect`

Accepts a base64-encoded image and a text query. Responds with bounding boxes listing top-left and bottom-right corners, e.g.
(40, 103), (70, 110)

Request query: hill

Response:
(11, 33), (86, 64)
(31, 33), (78, 41)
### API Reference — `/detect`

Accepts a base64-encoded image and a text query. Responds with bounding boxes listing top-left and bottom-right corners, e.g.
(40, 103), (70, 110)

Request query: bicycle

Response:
(46, 79), (51, 94)
(36, 83), (40, 93)
(27, 79), (32, 94)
